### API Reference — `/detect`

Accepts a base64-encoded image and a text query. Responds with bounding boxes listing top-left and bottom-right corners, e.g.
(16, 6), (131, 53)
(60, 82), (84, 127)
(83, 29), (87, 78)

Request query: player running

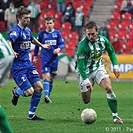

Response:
(33, 16), (65, 103)
(76, 21), (123, 124)
(7, 6), (50, 120)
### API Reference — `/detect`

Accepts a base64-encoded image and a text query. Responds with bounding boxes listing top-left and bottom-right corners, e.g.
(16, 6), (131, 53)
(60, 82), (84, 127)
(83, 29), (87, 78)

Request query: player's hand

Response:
(42, 44), (50, 49)
(33, 57), (38, 63)
(86, 82), (93, 91)
(113, 69), (120, 79)
(14, 51), (19, 58)
(53, 48), (61, 54)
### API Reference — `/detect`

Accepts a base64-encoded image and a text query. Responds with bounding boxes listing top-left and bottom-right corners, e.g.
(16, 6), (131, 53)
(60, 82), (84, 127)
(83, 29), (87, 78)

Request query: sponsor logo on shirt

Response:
(45, 40), (56, 45)
(20, 41), (31, 49)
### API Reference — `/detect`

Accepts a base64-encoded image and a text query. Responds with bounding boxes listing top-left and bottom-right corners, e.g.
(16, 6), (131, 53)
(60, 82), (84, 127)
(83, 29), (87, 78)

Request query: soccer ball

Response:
(81, 108), (97, 124)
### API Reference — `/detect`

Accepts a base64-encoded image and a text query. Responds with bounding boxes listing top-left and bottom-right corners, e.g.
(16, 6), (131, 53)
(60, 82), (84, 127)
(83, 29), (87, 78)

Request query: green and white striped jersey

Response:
(0, 33), (13, 59)
(76, 34), (118, 81)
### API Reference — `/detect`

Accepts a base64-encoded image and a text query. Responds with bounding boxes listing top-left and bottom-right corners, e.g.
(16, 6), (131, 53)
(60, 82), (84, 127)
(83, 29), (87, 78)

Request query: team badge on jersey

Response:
(52, 33), (57, 38)
(10, 31), (18, 37)
(32, 70), (38, 74)
(43, 34), (48, 38)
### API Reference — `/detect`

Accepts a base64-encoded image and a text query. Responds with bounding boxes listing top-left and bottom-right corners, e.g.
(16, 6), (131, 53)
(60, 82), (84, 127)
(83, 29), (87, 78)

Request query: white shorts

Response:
(77, 66), (109, 92)
(0, 55), (13, 86)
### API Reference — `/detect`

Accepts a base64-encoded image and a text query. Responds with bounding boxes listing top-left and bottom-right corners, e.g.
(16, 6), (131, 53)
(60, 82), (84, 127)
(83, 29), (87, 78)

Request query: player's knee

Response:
(25, 88), (34, 96)
(105, 86), (112, 93)
(43, 75), (51, 81)
(36, 85), (43, 92)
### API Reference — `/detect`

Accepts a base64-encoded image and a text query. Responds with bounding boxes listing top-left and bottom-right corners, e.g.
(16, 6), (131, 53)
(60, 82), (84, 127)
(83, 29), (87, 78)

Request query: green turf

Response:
(0, 79), (133, 133)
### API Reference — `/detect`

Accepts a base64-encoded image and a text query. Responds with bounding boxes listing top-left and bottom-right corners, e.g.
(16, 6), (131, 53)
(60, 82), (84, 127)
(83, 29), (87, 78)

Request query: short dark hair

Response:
(45, 16), (55, 22)
(16, 6), (31, 19)
(85, 21), (98, 31)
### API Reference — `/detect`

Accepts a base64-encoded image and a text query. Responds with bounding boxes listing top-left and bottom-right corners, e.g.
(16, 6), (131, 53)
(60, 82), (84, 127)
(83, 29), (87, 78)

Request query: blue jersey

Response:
(34, 29), (65, 74)
(7, 24), (34, 70)
(34, 29), (64, 62)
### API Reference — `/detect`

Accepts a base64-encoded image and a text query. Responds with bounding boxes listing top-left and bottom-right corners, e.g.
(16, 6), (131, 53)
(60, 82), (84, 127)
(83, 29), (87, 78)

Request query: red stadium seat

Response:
(39, 2), (48, 10)
(118, 28), (127, 35)
(118, 22), (129, 29)
(55, 12), (62, 20)
(123, 40), (133, 54)
(68, 31), (79, 45)
(66, 40), (77, 49)
(44, 11), (54, 18)
(54, 21), (61, 30)
(111, 12), (120, 19)
(108, 28), (117, 38)
(73, 2), (81, 8)
(107, 22), (118, 29)
(117, 32), (125, 40)
(62, 22), (72, 30)
(65, 47), (75, 57)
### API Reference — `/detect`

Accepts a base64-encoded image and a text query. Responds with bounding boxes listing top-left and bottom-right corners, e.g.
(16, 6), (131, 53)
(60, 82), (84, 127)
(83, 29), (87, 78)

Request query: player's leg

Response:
(42, 72), (52, 103)
(0, 106), (13, 133)
(48, 68), (57, 97)
(27, 66), (44, 120)
(11, 69), (34, 106)
(96, 68), (123, 124)
(77, 74), (92, 104)
(27, 81), (44, 120)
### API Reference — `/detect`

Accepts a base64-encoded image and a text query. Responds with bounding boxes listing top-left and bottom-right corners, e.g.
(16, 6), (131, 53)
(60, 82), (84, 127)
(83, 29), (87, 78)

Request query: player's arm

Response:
(53, 31), (65, 54)
(7, 40), (18, 58)
(77, 49), (93, 90)
(105, 38), (120, 78)
(32, 37), (50, 49)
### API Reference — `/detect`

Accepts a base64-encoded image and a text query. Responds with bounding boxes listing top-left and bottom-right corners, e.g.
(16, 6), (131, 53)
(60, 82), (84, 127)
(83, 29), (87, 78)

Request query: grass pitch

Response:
(0, 79), (133, 133)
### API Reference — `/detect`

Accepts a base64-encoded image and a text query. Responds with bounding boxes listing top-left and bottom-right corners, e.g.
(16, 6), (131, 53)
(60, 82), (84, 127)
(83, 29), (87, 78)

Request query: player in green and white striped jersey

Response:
(0, 33), (14, 86)
(0, 33), (14, 132)
(76, 21), (123, 124)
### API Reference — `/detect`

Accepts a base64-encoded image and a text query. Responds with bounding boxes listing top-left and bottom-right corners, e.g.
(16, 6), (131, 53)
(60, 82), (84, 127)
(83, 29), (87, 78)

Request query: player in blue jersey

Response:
(7, 6), (50, 120)
(33, 16), (65, 103)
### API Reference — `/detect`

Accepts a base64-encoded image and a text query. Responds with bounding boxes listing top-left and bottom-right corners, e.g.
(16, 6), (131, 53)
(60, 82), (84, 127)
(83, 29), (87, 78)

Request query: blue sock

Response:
(15, 88), (25, 96)
(49, 81), (53, 97)
(43, 80), (50, 97)
(28, 91), (42, 118)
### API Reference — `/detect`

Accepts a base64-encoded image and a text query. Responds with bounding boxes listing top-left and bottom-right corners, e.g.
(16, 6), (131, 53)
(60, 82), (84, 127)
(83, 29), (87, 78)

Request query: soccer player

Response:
(76, 21), (123, 124)
(33, 16), (65, 103)
(7, 6), (50, 120)
(0, 33), (14, 86)
(0, 33), (14, 133)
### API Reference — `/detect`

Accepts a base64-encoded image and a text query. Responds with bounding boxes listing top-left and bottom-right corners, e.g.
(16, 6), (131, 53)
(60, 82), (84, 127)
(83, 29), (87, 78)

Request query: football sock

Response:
(28, 91), (41, 118)
(0, 107), (13, 133)
(43, 80), (50, 97)
(15, 87), (25, 96)
(49, 81), (53, 97)
(107, 92), (118, 119)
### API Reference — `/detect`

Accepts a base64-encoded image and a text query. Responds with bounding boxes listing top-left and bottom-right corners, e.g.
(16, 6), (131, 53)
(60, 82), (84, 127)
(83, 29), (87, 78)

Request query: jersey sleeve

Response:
(57, 31), (65, 50)
(7, 30), (19, 43)
(77, 44), (88, 80)
(34, 33), (41, 57)
(104, 38), (118, 66)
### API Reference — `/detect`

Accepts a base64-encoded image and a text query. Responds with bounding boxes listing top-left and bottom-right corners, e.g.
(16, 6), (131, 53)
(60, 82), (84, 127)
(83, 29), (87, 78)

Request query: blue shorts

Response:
(11, 64), (40, 91)
(41, 60), (58, 76)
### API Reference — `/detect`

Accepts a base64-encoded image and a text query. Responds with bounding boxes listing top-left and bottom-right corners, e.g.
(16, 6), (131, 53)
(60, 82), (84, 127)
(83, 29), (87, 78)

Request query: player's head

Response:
(45, 16), (55, 32)
(85, 21), (98, 43)
(16, 6), (31, 28)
